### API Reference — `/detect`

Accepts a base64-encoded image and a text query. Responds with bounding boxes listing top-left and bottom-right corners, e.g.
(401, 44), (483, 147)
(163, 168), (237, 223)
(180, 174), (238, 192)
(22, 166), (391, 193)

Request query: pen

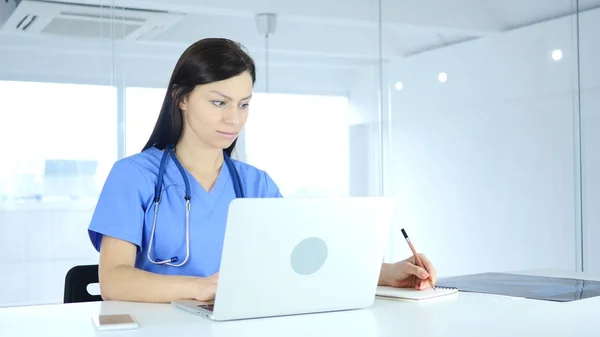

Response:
(400, 228), (436, 290)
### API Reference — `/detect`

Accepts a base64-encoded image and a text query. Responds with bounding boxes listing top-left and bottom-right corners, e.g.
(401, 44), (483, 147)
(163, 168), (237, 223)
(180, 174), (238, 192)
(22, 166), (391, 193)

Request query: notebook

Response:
(375, 286), (458, 301)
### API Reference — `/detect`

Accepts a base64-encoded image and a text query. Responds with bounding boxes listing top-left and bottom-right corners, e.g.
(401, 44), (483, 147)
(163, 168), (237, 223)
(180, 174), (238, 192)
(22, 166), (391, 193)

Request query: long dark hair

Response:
(142, 38), (256, 156)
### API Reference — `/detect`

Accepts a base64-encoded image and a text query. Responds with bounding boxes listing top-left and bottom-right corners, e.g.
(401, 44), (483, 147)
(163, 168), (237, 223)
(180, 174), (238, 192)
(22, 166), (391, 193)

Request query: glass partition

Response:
(0, 0), (119, 306)
(380, 0), (583, 276)
(0, 0), (385, 306)
(2, 0), (596, 308)
(578, 3), (600, 274)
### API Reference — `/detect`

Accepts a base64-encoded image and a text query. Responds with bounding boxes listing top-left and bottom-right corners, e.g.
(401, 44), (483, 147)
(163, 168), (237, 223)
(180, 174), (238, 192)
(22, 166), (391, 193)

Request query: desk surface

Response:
(1, 270), (599, 337)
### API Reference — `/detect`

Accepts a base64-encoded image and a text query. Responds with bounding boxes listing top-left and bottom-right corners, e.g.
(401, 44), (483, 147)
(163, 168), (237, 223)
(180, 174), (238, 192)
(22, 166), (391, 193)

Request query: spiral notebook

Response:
(375, 286), (459, 301)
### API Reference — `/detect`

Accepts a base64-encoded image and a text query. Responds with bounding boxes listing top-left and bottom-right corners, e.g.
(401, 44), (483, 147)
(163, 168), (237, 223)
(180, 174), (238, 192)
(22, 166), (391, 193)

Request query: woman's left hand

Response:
(379, 254), (437, 290)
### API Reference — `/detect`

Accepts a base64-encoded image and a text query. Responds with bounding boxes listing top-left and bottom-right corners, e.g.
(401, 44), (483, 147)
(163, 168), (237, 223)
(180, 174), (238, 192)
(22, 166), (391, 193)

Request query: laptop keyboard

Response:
(197, 304), (214, 312)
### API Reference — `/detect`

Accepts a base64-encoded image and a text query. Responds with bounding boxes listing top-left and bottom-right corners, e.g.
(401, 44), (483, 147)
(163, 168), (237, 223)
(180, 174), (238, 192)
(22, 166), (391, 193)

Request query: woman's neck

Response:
(174, 139), (224, 174)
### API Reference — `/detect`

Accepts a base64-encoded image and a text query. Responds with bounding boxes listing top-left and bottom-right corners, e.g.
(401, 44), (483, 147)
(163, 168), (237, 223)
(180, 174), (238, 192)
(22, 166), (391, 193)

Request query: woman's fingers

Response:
(418, 254), (437, 284)
(400, 261), (430, 280)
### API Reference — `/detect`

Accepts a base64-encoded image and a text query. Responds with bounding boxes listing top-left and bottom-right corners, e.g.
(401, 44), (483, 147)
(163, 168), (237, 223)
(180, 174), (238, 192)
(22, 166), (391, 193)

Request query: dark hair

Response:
(142, 38), (256, 156)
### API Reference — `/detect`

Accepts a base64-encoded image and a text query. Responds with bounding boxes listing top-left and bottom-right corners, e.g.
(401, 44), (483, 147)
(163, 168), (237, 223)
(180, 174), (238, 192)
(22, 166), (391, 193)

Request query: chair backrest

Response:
(63, 264), (103, 303)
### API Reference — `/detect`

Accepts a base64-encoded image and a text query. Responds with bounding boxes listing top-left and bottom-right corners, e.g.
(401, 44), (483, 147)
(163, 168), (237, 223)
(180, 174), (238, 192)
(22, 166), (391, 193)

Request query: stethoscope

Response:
(146, 144), (245, 267)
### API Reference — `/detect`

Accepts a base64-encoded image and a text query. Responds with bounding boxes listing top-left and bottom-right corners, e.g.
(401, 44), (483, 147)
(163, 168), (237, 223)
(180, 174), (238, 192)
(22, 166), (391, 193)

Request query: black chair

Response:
(63, 264), (103, 303)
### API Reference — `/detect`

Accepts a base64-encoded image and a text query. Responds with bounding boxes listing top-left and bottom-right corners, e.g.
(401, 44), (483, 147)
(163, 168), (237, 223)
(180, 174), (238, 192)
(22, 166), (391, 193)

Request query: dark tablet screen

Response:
(436, 272), (600, 302)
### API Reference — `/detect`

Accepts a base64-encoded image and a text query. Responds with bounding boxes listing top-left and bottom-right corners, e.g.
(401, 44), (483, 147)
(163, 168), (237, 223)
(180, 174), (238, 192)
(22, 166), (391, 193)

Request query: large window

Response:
(0, 81), (117, 203)
(124, 88), (350, 197)
(125, 87), (166, 156)
(0, 80), (117, 307)
(244, 93), (350, 197)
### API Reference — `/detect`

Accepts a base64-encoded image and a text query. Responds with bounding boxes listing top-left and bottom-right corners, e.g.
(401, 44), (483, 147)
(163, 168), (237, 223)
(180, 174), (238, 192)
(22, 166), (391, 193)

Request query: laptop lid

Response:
(211, 197), (395, 321)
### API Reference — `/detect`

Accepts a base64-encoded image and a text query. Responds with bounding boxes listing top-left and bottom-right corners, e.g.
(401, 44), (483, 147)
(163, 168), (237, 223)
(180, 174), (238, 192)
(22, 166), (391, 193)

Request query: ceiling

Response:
(1, 0), (599, 87)
(104, 0), (600, 58)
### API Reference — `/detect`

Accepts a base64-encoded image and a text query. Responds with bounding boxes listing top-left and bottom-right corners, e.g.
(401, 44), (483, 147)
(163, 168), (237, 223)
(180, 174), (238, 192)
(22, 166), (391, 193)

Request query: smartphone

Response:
(92, 314), (139, 331)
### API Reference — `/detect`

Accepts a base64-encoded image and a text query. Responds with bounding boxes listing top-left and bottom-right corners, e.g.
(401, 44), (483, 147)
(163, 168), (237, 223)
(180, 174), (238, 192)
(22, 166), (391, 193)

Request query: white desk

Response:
(1, 270), (599, 337)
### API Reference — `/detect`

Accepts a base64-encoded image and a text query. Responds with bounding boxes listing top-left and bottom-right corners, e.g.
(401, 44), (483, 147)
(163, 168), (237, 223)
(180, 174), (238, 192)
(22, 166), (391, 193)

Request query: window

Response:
(244, 93), (350, 197)
(125, 87), (166, 156)
(124, 88), (350, 197)
(0, 80), (117, 306)
(0, 81), (117, 202)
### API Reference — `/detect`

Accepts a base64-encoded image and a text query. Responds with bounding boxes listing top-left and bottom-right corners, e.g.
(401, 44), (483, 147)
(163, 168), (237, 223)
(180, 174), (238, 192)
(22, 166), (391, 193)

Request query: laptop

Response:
(172, 197), (395, 321)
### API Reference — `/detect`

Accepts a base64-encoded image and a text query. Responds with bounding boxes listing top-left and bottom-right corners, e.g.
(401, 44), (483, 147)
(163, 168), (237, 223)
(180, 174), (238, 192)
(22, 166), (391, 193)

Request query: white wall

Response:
(0, 202), (99, 306)
(384, 10), (592, 276)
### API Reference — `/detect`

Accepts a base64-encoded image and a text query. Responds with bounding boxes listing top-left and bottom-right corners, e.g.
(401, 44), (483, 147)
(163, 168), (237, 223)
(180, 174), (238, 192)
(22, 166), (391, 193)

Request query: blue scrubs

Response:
(87, 146), (282, 277)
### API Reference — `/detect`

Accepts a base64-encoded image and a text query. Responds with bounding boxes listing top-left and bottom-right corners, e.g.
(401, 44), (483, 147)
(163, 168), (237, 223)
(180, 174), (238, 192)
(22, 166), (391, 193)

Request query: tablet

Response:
(436, 272), (600, 302)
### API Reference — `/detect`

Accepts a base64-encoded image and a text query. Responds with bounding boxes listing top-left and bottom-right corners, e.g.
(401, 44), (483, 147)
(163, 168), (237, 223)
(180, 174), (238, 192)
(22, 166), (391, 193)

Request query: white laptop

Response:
(171, 197), (395, 321)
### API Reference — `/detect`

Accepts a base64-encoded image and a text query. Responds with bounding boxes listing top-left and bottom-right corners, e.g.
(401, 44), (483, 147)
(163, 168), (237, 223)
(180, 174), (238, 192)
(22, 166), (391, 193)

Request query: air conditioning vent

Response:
(16, 14), (38, 30)
(59, 11), (148, 22)
(1, 0), (185, 40)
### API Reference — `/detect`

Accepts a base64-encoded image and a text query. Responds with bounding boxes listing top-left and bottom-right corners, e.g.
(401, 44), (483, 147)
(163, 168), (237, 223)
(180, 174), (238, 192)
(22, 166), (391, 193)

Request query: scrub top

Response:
(87, 146), (282, 277)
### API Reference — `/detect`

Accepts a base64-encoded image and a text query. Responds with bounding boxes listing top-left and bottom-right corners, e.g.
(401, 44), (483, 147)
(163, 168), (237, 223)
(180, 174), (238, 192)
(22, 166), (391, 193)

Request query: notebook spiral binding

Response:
(435, 286), (458, 290)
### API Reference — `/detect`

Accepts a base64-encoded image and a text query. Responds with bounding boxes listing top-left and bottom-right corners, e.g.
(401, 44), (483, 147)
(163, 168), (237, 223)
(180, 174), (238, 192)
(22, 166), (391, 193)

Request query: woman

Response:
(88, 38), (437, 303)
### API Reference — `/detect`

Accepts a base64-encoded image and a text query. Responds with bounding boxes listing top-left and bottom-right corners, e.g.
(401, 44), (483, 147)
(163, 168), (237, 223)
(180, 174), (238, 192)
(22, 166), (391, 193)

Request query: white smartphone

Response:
(92, 314), (139, 331)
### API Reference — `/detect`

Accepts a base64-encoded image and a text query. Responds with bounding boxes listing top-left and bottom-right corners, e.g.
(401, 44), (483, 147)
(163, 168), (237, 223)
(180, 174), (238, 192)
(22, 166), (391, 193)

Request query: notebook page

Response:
(375, 286), (458, 301)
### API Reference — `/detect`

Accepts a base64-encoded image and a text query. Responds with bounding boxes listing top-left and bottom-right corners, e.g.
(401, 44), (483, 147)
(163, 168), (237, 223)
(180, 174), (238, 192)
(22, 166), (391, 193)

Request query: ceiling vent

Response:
(1, 0), (185, 40)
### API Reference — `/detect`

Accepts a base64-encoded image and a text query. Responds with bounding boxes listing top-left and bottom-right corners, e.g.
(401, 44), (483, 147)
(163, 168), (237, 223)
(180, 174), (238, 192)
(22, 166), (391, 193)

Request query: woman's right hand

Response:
(194, 272), (219, 301)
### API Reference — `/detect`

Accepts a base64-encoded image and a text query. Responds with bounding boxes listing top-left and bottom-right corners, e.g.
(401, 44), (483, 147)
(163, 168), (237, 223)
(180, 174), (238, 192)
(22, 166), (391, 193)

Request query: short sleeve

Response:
(88, 159), (150, 253)
(262, 171), (283, 198)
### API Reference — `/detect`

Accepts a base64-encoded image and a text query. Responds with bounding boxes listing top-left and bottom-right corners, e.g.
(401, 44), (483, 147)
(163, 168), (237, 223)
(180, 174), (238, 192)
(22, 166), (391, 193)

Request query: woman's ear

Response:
(178, 91), (192, 112)
(170, 85), (187, 111)
(178, 97), (187, 111)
